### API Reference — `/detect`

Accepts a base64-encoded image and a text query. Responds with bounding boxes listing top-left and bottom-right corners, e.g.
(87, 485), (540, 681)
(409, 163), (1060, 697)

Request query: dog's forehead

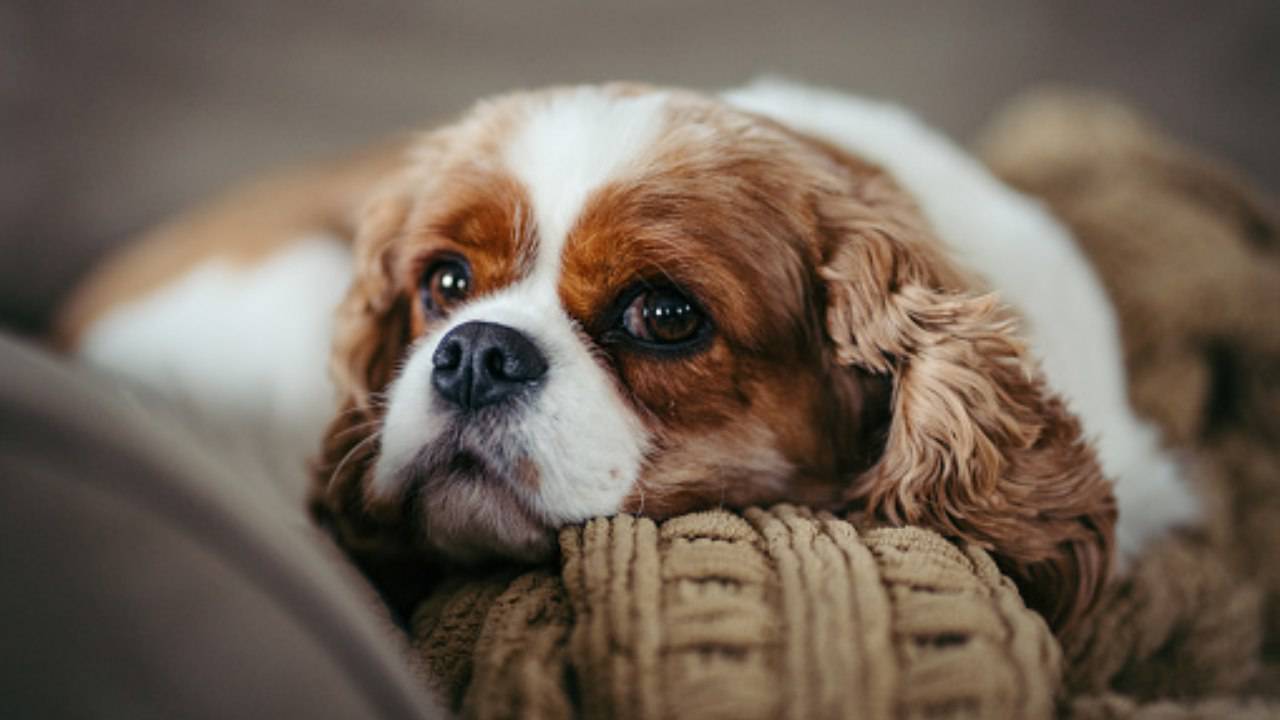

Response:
(418, 86), (819, 349)
(499, 87), (672, 280)
(487, 88), (813, 344)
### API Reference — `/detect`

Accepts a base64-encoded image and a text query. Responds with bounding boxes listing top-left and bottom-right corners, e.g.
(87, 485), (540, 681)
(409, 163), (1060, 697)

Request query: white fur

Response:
(79, 236), (352, 508)
(725, 79), (1199, 558)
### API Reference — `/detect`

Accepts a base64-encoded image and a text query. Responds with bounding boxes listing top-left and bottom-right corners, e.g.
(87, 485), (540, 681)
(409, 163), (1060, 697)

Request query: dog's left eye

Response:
(620, 287), (705, 345)
(420, 256), (472, 318)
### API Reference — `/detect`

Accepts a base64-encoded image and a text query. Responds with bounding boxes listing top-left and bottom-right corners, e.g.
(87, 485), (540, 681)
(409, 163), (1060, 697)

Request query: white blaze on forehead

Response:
(503, 87), (669, 283)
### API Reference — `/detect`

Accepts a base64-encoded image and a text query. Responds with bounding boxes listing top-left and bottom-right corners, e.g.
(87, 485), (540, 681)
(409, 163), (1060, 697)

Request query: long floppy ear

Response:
(817, 168), (1116, 633)
(308, 181), (429, 613)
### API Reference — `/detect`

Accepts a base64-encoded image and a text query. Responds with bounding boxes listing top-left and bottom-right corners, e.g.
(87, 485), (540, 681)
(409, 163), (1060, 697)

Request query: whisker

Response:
(327, 402), (384, 423)
(329, 418), (384, 442)
(328, 428), (383, 491)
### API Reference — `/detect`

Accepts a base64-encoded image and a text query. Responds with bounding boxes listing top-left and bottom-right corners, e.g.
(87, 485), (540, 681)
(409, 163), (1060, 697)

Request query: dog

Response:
(58, 80), (1199, 631)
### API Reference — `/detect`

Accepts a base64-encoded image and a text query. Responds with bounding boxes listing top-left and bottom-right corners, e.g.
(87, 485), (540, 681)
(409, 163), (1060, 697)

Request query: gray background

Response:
(4, 0), (1277, 335)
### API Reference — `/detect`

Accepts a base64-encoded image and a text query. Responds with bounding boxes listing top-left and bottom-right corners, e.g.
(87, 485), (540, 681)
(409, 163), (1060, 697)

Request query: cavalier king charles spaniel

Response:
(64, 80), (1199, 632)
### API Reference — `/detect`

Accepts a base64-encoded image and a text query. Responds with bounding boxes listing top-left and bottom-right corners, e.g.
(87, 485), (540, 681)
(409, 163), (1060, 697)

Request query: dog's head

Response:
(312, 85), (1114, 631)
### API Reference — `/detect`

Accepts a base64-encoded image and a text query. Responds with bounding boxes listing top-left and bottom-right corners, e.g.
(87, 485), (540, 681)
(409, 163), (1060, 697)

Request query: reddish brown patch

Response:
(554, 99), (896, 521)
(400, 173), (534, 337)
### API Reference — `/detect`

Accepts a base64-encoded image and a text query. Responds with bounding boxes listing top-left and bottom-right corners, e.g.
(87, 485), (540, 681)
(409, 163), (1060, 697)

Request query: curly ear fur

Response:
(309, 182), (431, 615)
(818, 167), (1116, 633)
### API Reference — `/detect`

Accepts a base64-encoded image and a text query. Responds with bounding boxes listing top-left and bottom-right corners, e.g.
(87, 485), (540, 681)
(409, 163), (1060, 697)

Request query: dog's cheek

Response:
(613, 340), (756, 432)
(619, 416), (800, 518)
(612, 347), (849, 517)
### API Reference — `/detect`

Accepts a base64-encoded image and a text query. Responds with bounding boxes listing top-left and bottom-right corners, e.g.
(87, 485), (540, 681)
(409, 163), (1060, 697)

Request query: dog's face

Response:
(325, 86), (891, 562)
(315, 85), (1115, 632)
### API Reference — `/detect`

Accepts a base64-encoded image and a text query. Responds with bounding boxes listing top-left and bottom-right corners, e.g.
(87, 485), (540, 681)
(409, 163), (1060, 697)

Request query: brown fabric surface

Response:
(415, 506), (1061, 720)
(1060, 535), (1261, 700)
(978, 89), (1280, 448)
(981, 100), (1280, 710)
(1066, 694), (1280, 720)
(407, 91), (1279, 718)
(979, 90), (1280, 704)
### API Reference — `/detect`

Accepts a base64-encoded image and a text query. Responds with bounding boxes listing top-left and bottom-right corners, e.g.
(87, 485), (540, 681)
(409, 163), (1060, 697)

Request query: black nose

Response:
(430, 321), (549, 410)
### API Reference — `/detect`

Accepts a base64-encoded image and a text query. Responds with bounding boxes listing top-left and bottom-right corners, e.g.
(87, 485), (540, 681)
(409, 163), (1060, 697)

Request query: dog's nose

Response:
(431, 321), (549, 410)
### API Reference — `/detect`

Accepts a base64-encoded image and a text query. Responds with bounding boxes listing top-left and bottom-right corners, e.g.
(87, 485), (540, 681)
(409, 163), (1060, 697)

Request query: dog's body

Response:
(59, 80), (1197, 630)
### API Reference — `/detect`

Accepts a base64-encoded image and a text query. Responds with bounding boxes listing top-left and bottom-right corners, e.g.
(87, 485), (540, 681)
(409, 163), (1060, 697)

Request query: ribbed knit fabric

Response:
(414, 506), (1060, 719)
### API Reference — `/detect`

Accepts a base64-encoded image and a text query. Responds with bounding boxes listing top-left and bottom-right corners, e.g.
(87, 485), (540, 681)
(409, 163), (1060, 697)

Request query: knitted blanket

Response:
(409, 92), (1280, 719)
(417, 509), (1059, 719)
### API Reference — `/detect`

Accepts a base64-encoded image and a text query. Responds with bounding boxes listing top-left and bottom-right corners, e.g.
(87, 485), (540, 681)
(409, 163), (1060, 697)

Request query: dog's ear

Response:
(328, 184), (415, 416)
(323, 133), (455, 419)
(309, 179), (428, 613)
(816, 165), (1116, 633)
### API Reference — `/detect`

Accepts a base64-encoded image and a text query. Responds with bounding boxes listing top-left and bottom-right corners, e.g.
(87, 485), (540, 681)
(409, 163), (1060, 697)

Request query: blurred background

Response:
(3, 0), (1278, 336)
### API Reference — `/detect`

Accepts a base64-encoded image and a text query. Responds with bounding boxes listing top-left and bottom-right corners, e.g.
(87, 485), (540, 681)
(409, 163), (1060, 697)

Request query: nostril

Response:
(482, 346), (507, 380)
(504, 348), (548, 383)
(432, 339), (463, 371)
(490, 331), (548, 384)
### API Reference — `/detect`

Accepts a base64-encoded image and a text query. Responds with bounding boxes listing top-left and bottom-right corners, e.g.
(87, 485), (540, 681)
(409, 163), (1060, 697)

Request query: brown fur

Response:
(545, 97), (892, 520)
(811, 153), (1116, 632)
(310, 178), (425, 612)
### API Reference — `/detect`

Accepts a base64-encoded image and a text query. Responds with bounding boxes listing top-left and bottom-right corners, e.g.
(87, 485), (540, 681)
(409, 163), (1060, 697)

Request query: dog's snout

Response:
(431, 321), (548, 410)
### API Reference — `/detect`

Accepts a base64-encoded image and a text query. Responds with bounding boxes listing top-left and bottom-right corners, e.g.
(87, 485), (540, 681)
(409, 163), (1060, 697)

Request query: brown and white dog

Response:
(57, 80), (1198, 631)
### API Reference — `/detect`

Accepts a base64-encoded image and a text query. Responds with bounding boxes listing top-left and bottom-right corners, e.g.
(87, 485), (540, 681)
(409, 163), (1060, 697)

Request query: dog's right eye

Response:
(419, 256), (472, 318)
(602, 283), (712, 356)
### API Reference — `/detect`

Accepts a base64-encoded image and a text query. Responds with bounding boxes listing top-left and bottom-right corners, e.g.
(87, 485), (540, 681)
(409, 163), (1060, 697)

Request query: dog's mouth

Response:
(442, 449), (487, 477)
(400, 431), (557, 565)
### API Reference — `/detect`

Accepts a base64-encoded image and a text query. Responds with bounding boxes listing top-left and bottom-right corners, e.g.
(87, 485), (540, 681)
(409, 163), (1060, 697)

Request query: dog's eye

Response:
(621, 287), (705, 345)
(420, 257), (472, 317)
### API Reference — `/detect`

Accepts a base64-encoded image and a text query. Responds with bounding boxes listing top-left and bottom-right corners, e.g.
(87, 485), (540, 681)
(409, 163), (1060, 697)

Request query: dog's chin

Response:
(405, 446), (558, 566)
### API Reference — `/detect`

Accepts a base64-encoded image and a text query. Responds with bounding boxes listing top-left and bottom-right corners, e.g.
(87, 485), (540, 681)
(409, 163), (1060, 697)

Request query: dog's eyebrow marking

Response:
(503, 87), (668, 296)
